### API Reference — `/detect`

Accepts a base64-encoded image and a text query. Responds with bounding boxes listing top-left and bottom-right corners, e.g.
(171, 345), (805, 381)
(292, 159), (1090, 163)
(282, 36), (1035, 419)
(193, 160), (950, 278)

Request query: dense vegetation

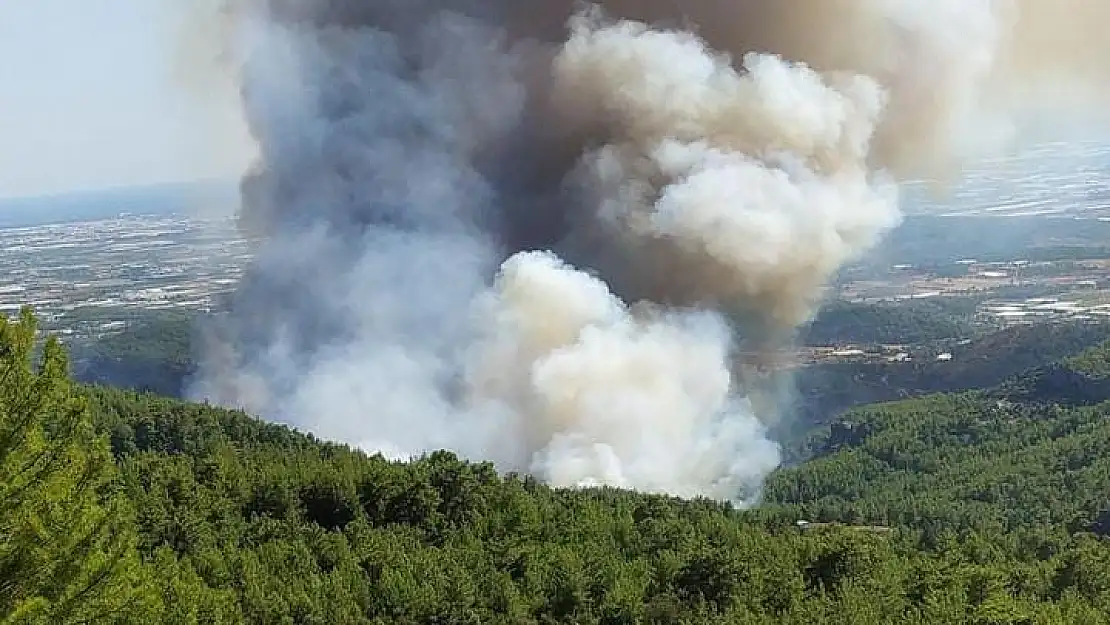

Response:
(10, 307), (1110, 622)
(68, 309), (194, 398)
(794, 321), (1110, 430)
(0, 310), (159, 622)
(801, 298), (982, 346)
(67, 300), (1073, 418)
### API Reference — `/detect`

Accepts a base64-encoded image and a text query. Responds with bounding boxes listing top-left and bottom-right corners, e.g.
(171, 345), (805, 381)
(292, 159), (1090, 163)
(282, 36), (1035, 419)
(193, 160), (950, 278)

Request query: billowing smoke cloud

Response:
(187, 0), (1109, 503)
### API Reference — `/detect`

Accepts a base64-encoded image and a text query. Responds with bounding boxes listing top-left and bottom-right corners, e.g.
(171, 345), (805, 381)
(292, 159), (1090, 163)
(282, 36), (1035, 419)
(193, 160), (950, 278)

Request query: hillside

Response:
(68, 305), (1110, 446)
(68, 309), (195, 398)
(801, 298), (982, 346)
(793, 321), (1110, 434)
(987, 339), (1110, 408)
(7, 308), (1110, 623)
(767, 392), (1110, 533)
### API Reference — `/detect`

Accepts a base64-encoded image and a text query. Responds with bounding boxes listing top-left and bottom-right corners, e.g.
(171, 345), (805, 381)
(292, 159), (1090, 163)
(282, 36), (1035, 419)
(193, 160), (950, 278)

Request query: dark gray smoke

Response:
(187, 0), (1110, 502)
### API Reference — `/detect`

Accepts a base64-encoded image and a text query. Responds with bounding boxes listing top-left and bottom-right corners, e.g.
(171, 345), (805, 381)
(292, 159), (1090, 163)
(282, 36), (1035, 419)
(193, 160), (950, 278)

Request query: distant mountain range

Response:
(0, 180), (239, 228)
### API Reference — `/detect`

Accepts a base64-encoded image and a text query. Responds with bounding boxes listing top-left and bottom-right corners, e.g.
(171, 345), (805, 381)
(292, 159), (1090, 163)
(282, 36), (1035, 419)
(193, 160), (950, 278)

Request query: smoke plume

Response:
(187, 0), (1109, 503)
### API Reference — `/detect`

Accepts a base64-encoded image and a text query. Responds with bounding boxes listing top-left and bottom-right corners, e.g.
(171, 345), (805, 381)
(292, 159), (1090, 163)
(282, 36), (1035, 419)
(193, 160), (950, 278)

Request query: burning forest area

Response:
(173, 0), (1110, 502)
(9, 1), (1110, 623)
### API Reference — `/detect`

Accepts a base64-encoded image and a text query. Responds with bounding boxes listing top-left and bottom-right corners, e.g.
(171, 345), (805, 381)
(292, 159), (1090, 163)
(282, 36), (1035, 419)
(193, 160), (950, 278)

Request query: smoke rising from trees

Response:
(186, 0), (1110, 503)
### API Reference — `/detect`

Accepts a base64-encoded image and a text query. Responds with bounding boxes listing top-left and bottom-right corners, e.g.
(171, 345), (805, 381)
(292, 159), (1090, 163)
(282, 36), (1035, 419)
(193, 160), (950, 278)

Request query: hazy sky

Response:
(0, 0), (254, 199)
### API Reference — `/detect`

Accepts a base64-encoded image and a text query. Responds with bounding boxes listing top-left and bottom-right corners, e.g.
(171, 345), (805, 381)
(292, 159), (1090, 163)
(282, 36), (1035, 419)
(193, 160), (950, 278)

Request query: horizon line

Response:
(0, 177), (240, 204)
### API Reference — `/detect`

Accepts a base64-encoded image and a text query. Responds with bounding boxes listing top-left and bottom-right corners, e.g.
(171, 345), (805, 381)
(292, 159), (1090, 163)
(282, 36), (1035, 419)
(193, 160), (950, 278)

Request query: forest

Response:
(65, 301), (1110, 429)
(793, 321), (1110, 433)
(8, 305), (1110, 624)
(800, 298), (983, 346)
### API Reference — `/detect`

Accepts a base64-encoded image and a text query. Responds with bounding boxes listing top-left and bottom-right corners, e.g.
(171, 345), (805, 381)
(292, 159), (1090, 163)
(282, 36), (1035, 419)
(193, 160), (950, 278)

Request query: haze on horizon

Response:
(0, 0), (253, 201)
(0, 0), (1106, 205)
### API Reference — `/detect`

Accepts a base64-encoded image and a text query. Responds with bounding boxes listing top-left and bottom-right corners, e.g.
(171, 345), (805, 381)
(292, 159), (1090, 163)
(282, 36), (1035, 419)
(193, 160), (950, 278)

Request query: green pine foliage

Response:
(1064, 340), (1110, 380)
(5, 307), (1110, 623)
(0, 308), (158, 624)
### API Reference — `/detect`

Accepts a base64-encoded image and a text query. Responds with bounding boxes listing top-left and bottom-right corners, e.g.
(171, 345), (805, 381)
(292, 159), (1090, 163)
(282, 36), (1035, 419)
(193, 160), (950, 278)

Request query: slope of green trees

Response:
(987, 337), (1110, 407)
(71, 306), (1110, 441)
(0, 309), (163, 623)
(801, 298), (982, 346)
(767, 392), (1110, 531)
(794, 321), (1110, 431)
(82, 384), (1110, 624)
(8, 307), (1110, 623)
(1063, 341), (1110, 380)
(67, 309), (194, 398)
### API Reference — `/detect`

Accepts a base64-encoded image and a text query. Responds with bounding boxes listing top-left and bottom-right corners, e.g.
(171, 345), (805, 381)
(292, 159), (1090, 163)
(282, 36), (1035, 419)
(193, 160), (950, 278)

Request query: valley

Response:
(5, 144), (1110, 623)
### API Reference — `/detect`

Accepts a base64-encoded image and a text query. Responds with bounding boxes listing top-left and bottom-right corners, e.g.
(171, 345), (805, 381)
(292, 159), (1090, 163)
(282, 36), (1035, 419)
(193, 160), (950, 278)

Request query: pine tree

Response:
(0, 308), (158, 624)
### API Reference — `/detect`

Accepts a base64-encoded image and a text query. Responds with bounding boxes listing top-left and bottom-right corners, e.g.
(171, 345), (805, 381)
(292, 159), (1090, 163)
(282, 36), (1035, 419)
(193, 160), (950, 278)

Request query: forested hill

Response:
(64, 303), (1110, 443)
(9, 307), (1110, 623)
(794, 321), (1110, 433)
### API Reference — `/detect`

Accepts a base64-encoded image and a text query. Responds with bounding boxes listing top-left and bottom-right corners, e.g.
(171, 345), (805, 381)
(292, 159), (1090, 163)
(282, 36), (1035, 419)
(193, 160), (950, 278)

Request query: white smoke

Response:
(462, 251), (780, 500)
(553, 13), (899, 327)
(186, 0), (1108, 505)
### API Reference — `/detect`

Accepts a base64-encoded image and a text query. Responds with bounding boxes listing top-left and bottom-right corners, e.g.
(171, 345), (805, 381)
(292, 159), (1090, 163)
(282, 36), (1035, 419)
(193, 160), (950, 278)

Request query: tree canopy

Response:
(5, 307), (1110, 623)
(0, 308), (158, 623)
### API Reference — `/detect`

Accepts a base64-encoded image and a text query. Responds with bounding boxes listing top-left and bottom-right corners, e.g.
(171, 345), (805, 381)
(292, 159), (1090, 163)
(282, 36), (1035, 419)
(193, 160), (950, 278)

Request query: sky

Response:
(0, 0), (254, 199)
(1, 2), (1105, 203)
